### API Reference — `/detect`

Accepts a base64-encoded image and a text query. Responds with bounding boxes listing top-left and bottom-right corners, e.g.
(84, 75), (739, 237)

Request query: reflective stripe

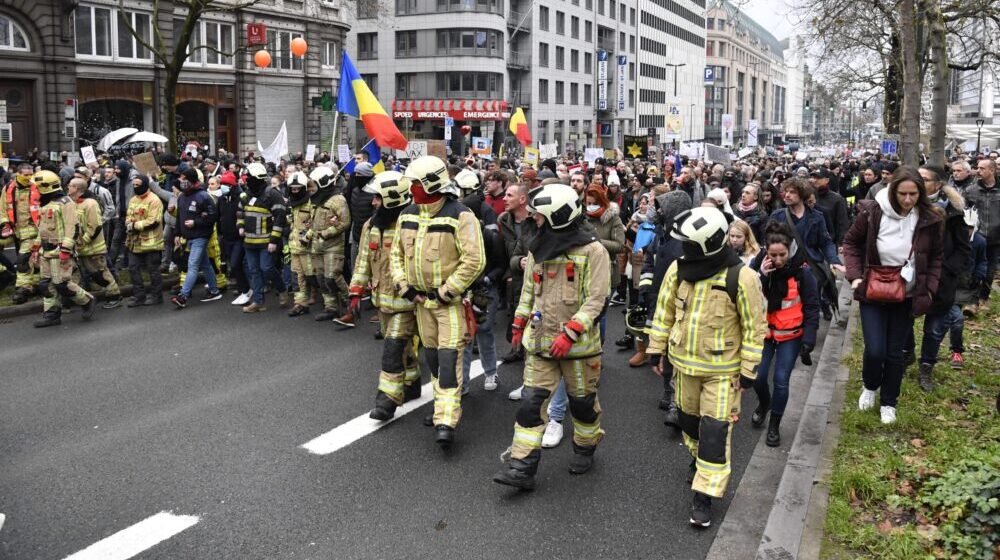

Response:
(780, 296), (801, 309)
(514, 425), (543, 448)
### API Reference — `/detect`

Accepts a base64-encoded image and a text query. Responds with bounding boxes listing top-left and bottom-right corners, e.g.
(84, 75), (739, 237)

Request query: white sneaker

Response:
(484, 375), (498, 391)
(231, 291), (252, 306)
(508, 385), (524, 401)
(541, 420), (564, 448)
(858, 388), (877, 411)
(880, 406), (897, 424)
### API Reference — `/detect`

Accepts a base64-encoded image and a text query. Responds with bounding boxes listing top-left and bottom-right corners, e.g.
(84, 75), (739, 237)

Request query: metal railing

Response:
(507, 51), (531, 68)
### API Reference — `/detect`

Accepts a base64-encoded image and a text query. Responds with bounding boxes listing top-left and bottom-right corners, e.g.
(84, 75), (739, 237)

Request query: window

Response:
(556, 11), (565, 35)
(361, 74), (379, 94)
(606, 0), (613, 18)
(265, 29), (303, 70)
(395, 0), (418, 14)
(116, 11), (152, 60)
(571, 16), (579, 38)
(584, 52), (592, 73)
(201, 21), (233, 65)
(585, 21), (592, 42)
(718, 41), (726, 57)
(597, 0), (603, 15)
(435, 0), (503, 12)
(570, 82), (579, 105)
(619, 31), (625, 50)
(539, 79), (549, 103)
(619, 3), (625, 21)
(586, 0), (592, 8)
(539, 42), (549, 67)
(706, 40), (713, 56)
(555, 46), (564, 70)
(584, 84), (592, 106)
(570, 49), (579, 72)
(436, 29), (502, 56)
(322, 41), (339, 68)
(707, 17), (714, 29)
(628, 88), (634, 107)
(396, 30), (417, 56)
(629, 61), (634, 80)
(539, 6), (549, 30)
(629, 35), (635, 54)
(436, 72), (503, 97)
(0, 15), (29, 51)
(75, 5), (111, 57)
(357, 0), (377, 18)
(630, 7), (635, 25)
(396, 73), (418, 98)
(358, 32), (378, 59)
(555, 81), (564, 104)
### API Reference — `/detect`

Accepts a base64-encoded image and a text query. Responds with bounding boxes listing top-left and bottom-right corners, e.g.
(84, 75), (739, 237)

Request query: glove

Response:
(436, 285), (456, 304)
(59, 250), (72, 263)
(0, 224), (12, 238)
(349, 295), (360, 314)
(400, 285), (419, 302)
(549, 333), (574, 359)
(563, 320), (585, 342)
(510, 316), (527, 349)
(739, 375), (755, 389)
(800, 344), (814, 366)
(267, 242), (277, 253)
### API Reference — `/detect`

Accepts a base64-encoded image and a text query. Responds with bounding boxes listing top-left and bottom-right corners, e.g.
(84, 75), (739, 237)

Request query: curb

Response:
(753, 282), (857, 560)
(0, 273), (180, 320)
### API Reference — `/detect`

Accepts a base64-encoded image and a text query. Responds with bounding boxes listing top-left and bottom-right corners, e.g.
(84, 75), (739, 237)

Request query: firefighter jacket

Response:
(36, 196), (79, 258)
(515, 241), (611, 359)
(307, 191), (349, 254)
(1, 181), (41, 239)
(389, 197), (485, 309)
(125, 192), (165, 254)
(238, 187), (286, 247)
(287, 197), (313, 256)
(350, 218), (414, 313)
(648, 261), (767, 379)
(73, 194), (107, 257)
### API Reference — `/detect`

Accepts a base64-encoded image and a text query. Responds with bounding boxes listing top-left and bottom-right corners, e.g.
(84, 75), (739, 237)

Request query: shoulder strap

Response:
(784, 209), (821, 269)
(725, 262), (744, 305)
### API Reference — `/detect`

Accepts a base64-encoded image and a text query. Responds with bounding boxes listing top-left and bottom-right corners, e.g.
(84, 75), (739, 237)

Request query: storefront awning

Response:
(391, 99), (510, 121)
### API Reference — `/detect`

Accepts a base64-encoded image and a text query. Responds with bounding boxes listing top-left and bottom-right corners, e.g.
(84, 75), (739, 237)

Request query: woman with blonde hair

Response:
(728, 219), (760, 264)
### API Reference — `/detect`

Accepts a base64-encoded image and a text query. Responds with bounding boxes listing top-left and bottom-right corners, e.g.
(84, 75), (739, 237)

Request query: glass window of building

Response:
(396, 30), (417, 56)
(556, 11), (565, 35)
(75, 6), (112, 57)
(322, 41), (339, 68)
(539, 79), (549, 103)
(539, 42), (549, 67)
(362, 74), (379, 94)
(266, 29), (304, 70)
(585, 21), (592, 42)
(619, 3), (625, 21)
(570, 49), (579, 72)
(570, 83), (578, 105)
(397, 73), (418, 98)
(555, 46), (564, 70)
(571, 16), (579, 39)
(555, 81), (564, 104)
(539, 6), (549, 30)
(358, 32), (378, 59)
(0, 15), (29, 51)
(584, 84), (592, 106)
(584, 52), (592, 73)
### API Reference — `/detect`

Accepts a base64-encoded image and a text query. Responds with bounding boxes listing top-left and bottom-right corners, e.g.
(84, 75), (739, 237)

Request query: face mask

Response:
(586, 204), (600, 213)
(219, 186), (230, 196)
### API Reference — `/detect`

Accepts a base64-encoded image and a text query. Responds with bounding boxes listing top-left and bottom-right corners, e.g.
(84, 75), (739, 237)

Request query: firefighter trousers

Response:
(376, 310), (421, 405)
(675, 371), (741, 498)
(15, 238), (39, 291)
(510, 354), (604, 461)
(414, 301), (469, 428)
(38, 256), (92, 312)
(78, 254), (120, 297)
(289, 252), (314, 306)
(311, 251), (348, 311)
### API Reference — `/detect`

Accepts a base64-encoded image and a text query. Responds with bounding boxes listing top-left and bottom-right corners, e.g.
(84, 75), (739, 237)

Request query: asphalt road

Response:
(0, 296), (765, 560)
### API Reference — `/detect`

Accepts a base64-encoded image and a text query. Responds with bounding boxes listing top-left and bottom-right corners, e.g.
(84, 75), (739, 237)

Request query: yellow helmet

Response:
(33, 170), (63, 195)
(403, 155), (449, 194)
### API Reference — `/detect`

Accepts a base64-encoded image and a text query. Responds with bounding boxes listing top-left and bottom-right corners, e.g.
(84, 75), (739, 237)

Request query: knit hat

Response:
(655, 190), (692, 226)
(354, 162), (374, 177)
(219, 171), (237, 187)
(182, 168), (200, 184)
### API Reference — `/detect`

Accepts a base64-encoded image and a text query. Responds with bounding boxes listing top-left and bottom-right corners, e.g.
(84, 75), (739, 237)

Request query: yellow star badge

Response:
(627, 142), (643, 158)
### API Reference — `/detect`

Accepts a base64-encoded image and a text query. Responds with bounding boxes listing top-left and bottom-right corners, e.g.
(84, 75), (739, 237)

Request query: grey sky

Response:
(741, 0), (799, 41)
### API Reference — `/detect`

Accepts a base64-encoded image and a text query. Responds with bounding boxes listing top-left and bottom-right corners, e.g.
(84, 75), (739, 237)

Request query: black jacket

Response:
(928, 191), (972, 315)
(813, 189), (850, 245)
(639, 228), (684, 306)
(346, 174), (375, 243)
(177, 185), (218, 240)
(216, 185), (243, 242)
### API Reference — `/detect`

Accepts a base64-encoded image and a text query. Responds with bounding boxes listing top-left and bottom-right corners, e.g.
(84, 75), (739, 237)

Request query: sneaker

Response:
(950, 352), (964, 370)
(333, 311), (357, 327)
(101, 296), (123, 310)
(171, 294), (188, 309)
(858, 388), (877, 411)
(200, 290), (223, 303)
(243, 302), (267, 313)
(609, 295), (626, 306)
(690, 492), (712, 528)
(541, 420), (564, 448)
(126, 296), (146, 308)
(508, 385), (524, 401)
(484, 375), (498, 391)
(880, 405), (897, 425)
(231, 291), (252, 306)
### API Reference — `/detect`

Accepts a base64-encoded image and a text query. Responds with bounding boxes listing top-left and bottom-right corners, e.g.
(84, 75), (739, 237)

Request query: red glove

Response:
(549, 333), (574, 359)
(511, 316), (527, 348)
(564, 320), (585, 341)
(349, 295), (360, 314)
(0, 224), (12, 238)
(59, 250), (72, 263)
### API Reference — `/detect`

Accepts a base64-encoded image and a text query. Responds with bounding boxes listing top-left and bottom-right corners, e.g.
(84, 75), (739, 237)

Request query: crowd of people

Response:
(1, 142), (997, 528)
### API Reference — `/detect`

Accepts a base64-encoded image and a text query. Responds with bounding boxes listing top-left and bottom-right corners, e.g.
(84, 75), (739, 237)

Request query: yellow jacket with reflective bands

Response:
(73, 197), (107, 256)
(287, 199), (313, 255)
(647, 261), (767, 378)
(36, 197), (78, 257)
(350, 219), (414, 313)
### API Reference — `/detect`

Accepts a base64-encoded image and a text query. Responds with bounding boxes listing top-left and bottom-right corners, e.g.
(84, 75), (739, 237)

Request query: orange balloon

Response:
(290, 37), (308, 57)
(254, 49), (271, 68)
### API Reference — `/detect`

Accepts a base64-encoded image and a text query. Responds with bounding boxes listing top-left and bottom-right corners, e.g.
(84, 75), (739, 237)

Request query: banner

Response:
(721, 114), (734, 147)
(747, 119), (758, 147)
(396, 140), (428, 160)
(705, 143), (730, 164)
(305, 144), (316, 162)
(665, 105), (682, 140)
(623, 135), (648, 159)
(583, 148), (603, 165)
(616, 55), (627, 111)
(597, 51), (608, 111)
(257, 121), (288, 164)
(471, 136), (492, 156)
(337, 144), (351, 163)
(539, 142), (558, 159)
(523, 146), (539, 166)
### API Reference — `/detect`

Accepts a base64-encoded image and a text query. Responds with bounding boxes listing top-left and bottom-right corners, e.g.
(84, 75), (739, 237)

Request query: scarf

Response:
(764, 246), (806, 313)
(676, 245), (742, 283)
(370, 204), (406, 231)
(736, 200), (758, 214)
(528, 218), (597, 264)
(586, 205), (607, 219)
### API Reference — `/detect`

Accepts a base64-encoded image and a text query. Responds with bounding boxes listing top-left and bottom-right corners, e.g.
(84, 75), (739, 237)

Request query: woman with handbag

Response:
(842, 167), (943, 424)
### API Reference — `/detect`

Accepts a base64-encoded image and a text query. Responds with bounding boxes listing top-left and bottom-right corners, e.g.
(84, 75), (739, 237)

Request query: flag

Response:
(674, 152), (682, 176)
(344, 139), (385, 175)
(257, 121), (288, 164)
(338, 52), (408, 150)
(623, 135), (648, 159)
(508, 107), (532, 146)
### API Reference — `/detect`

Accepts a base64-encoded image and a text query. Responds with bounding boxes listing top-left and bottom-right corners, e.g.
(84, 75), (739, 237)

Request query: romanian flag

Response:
(338, 52), (408, 150)
(344, 139), (385, 175)
(508, 107), (531, 146)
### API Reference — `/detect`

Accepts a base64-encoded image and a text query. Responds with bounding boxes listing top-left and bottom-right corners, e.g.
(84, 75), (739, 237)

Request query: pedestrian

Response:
(67, 178), (121, 309)
(810, 168), (849, 246)
(171, 168), (222, 309)
(307, 166), (352, 323)
(216, 172), (251, 305)
(733, 183), (766, 242)
(124, 175), (165, 306)
(0, 162), (42, 304)
(728, 219), (760, 265)
(842, 166), (943, 425)
(285, 171), (316, 317)
(950, 208), (988, 368)
(497, 181), (532, 365)
(237, 163), (288, 313)
(962, 158), (998, 309)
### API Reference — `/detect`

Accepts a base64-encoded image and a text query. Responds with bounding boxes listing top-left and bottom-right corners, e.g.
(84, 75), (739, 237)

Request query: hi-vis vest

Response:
(4, 181), (41, 229)
(766, 276), (804, 342)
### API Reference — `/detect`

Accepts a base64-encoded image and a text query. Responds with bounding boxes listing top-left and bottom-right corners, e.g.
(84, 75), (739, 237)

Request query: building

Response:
(0, 0), (349, 157)
(635, 0), (707, 146)
(781, 35), (805, 139)
(702, 0), (786, 147)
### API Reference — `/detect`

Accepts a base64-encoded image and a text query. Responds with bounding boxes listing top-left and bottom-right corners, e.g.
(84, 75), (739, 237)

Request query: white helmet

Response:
(403, 155), (450, 194)
(455, 169), (480, 193)
(287, 171), (309, 190)
(671, 207), (730, 258)
(369, 171), (411, 208)
(246, 162), (268, 181)
(309, 166), (337, 189)
(964, 207), (979, 229)
(528, 183), (581, 230)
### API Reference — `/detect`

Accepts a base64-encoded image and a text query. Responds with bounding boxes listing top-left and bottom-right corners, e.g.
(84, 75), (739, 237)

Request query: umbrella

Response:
(97, 127), (139, 151)
(121, 131), (169, 144)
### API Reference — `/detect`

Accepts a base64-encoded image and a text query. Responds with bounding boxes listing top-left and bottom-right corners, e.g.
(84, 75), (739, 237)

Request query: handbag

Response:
(864, 265), (906, 303)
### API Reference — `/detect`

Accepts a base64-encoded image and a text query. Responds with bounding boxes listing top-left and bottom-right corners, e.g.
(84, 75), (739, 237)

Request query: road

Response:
(0, 298), (764, 560)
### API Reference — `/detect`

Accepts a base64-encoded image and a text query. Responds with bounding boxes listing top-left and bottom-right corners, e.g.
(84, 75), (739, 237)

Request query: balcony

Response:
(507, 51), (530, 69)
(596, 38), (615, 53)
(508, 10), (532, 31)
(510, 92), (532, 108)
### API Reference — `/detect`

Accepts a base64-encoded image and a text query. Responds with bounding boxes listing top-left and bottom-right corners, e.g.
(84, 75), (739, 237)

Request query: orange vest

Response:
(767, 276), (804, 342)
(4, 181), (41, 226)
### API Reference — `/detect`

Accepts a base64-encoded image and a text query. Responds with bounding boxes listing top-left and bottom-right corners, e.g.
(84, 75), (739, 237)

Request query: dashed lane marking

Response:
(62, 511), (199, 560)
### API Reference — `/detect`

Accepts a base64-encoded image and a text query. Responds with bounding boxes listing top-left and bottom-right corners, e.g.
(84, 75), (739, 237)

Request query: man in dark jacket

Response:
(345, 162), (375, 282)
(216, 171), (250, 304)
(810, 168), (849, 245)
(171, 168), (221, 308)
(497, 181), (531, 364)
(108, 159), (140, 269)
(963, 158), (999, 305)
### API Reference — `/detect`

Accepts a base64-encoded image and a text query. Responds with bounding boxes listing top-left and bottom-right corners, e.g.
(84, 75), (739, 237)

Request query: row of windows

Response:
(640, 36), (666, 57)
(436, 72), (504, 98)
(639, 89), (666, 104)
(380, 0), (504, 16)
(648, 0), (705, 29)
(638, 114), (665, 128)
(537, 79), (635, 108)
(706, 17), (727, 30)
(641, 10), (705, 48)
(639, 63), (666, 80)
(595, 0), (636, 25)
(74, 5), (152, 61)
(539, 43), (594, 74)
(434, 29), (503, 56)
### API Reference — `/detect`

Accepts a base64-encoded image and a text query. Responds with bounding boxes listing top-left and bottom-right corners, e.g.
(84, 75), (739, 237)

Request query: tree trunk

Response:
(884, 32), (903, 135)
(927, 2), (949, 168)
(898, 0), (923, 165)
(165, 69), (179, 155)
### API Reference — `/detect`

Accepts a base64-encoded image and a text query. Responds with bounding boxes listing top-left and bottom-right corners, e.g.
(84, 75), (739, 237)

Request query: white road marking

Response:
(0, 513), (5, 531)
(301, 359), (485, 455)
(63, 511), (199, 560)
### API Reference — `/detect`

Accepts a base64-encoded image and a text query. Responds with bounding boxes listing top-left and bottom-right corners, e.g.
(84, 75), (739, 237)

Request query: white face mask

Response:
(586, 204), (601, 213)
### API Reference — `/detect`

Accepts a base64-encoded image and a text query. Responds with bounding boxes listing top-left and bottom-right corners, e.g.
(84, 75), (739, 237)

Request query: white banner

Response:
(666, 105), (682, 140)
(257, 121), (288, 164)
(396, 141), (428, 160)
(597, 51), (609, 111)
(616, 55), (627, 111)
(747, 119), (758, 147)
(337, 144), (351, 163)
(583, 147), (603, 165)
(721, 114), (734, 147)
(305, 144), (316, 162)
(705, 143), (730, 164)
(539, 142), (558, 159)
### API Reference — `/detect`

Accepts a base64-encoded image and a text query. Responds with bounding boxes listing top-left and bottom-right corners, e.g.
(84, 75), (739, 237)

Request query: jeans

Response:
(462, 285), (499, 392)
(548, 379), (568, 422)
(244, 246), (285, 304)
(220, 238), (249, 294)
(754, 337), (802, 415)
(179, 237), (217, 298)
(108, 216), (127, 269)
(947, 304), (965, 354)
(859, 299), (914, 407)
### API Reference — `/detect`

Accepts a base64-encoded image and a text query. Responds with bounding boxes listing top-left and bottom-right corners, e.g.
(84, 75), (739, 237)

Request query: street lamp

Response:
(976, 118), (985, 154)
(665, 63), (686, 98)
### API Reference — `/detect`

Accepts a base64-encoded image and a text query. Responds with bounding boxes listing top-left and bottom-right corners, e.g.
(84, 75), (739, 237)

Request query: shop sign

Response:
(392, 110), (510, 121)
(247, 23), (267, 47)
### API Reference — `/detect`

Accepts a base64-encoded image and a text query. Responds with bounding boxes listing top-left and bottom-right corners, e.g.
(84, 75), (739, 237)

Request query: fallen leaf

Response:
(899, 480), (915, 496)
(911, 438), (925, 448)
(877, 519), (894, 534)
(916, 524), (939, 539)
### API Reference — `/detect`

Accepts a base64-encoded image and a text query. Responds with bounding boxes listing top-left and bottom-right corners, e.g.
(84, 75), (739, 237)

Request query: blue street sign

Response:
(445, 116), (454, 128)
(704, 67), (715, 85)
(881, 139), (897, 155)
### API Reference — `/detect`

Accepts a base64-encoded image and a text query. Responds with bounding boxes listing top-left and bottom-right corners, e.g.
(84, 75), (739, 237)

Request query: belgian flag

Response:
(624, 135), (648, 159)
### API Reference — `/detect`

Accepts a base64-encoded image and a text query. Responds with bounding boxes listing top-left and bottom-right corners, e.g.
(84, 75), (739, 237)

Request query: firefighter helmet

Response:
(370, 171), (411, 209)
(403, 155), (450, 194)
(624, 305), (648, 337)
(527, 183), (581, 230)
(33, 170), (63, 195)
(670, 207), (729, 258)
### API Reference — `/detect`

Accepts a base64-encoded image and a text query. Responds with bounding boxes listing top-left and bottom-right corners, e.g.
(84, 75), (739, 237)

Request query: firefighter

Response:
(354, 171), (423, 420)
(307, 166), (352, 324)
(0, 162), (41, 304)
(646, 206), (767, 528)
(238, 162), (287, 312)
(124, 175), (165, 306)
(286, 171), (316, 317)
(492, 183), (609, 491)
(67, 178), (122, 309)
(390, 155), (485, 449)
(31, 170), (96, 327)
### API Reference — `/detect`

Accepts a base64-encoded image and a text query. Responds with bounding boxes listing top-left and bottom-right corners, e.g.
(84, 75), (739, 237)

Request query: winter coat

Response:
(87, 181), (116, 224)
(114, 160), (140, 217)
(216, 185), (243, 242)
(955, 232), (988, 306)
(963, 179), (1000, 245)
(753, 257), (821, 349)
(927, 187), (971, 315)
(733, 204), (766, 244)
(350, 218), (414, 313)
(125, 192), (164, 254)
(346, 173), (375, 243)
(770, 206), (841, 265)
(176, 185), (218, 240)
(586, 203), (626, 289)
(814, 189), (850, 245)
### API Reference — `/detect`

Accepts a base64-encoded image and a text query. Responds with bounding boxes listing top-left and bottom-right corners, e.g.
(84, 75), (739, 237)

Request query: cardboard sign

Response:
(132, 152), (160, 177)
(523, 147), (539, 166)
(426, 140), (447, 160)
(80, 146), (97, 165)
(539, 143), (558, 159)
(737, 147), (752, 159)
(305, 144), (316, 162)
(337, 144), (351, 163)
(583, 147), (603, 165)
(471, 137), (492, 156)
(396, 140), (428, 160)
(705, 144), (729, 164)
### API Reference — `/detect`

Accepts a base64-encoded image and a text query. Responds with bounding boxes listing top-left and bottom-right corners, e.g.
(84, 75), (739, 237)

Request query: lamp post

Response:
(976, 118), (985, 154)
(665, 63), (686, 98)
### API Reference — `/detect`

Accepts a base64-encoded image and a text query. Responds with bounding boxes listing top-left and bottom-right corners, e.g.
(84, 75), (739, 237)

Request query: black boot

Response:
(615, 333), (634, 350)
(499, 347), (524, 364)
(766, 413), (782, 447)
(81, 296), (97, 321)
(33, 309), (62, 328)
(492, 450), (540, 490)
(752, 395), (770, 428)
(917, 363), (935, 392)
(663, 401), (681, 429)
(11, 288), (31, 305)
(434, 425), (455, 449)
(686, 459), (696, 483)
(314, 308), (337, 321)
(369, 393), (398, 422)
(690, 492), (713, 528)
(568, 443), (596, 475)
(403, 382), (421, 403)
